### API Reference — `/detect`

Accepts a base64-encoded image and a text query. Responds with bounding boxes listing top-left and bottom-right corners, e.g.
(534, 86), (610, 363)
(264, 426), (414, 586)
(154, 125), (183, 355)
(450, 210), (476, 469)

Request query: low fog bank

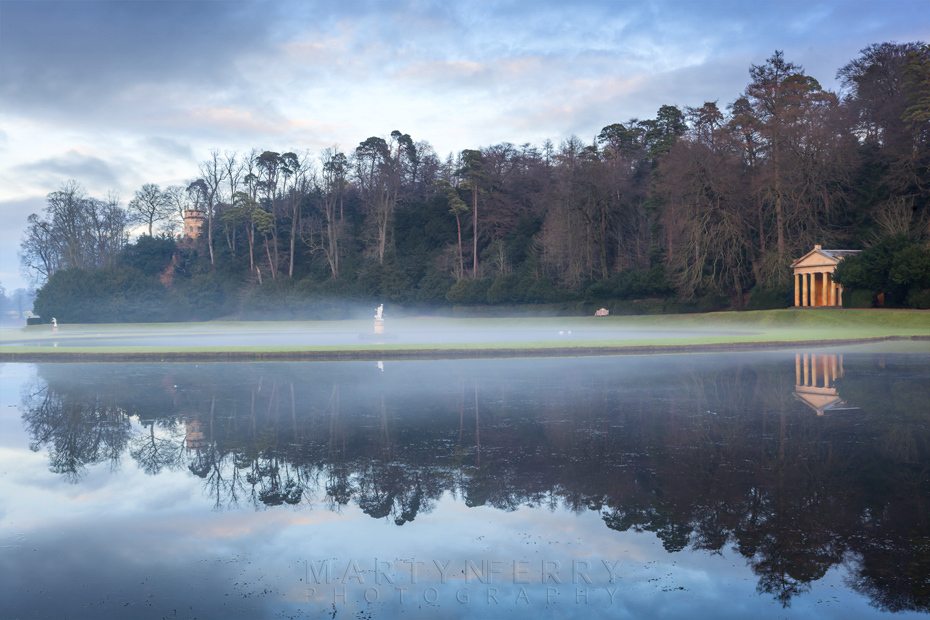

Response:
(3, 309), (926, 350)
(1, 316), (760, 348)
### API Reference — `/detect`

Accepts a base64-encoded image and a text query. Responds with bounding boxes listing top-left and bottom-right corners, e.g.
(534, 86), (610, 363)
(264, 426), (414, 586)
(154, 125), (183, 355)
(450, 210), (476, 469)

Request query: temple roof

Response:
(790, 246), (861, 268)
(819, 249), (860, 259)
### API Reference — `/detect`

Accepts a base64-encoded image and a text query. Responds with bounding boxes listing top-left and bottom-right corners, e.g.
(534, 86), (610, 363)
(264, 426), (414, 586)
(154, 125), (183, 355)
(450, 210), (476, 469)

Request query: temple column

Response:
(795, 274), (800, 307)
(838, 285), (844, 307)
(802, 273), (809, 307)
(828, 272), (835, 306)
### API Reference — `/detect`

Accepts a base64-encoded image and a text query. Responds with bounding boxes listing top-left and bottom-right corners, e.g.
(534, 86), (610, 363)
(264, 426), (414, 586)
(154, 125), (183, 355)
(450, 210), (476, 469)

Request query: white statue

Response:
(375, 304), (384, 321)
(51, 317), (57, 327)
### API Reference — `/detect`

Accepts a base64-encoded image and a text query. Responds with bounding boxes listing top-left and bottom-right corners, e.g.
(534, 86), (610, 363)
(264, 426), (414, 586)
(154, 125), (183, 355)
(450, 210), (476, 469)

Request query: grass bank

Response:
(1, 308), (927, 362)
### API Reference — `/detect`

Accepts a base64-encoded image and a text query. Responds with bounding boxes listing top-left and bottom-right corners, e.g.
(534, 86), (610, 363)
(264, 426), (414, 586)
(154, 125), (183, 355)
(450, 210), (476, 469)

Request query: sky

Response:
(0, 0), (927, 291)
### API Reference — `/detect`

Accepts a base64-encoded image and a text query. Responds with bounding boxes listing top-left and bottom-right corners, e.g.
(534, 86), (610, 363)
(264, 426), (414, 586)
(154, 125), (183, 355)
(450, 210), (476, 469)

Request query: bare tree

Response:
(433, 180), (468, 279)
(457, 149), (485, 276)
(162, 185), (190, 233)
(86, 192), (128, 269)
(10, 287), (34, 319)
(355, 134), (405, 264)
(301, 148), (347, 279)
(656, 138), (751, 304)
(256, 151), (283, 278)
(190, 150), (228, 264)
(20, 213), (60, 283)
(280, 151), (309, 278)
(19, 181), (128, 284)
(223, 151), (243, 205)
(539, 136), (622, 285)
(128, 183), (171, 236)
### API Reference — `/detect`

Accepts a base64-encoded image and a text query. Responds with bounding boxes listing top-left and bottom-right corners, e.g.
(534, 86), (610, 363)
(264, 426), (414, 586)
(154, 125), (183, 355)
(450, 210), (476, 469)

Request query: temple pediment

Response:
(794, 388), (851, 414)
(790, 247), (859, 269)
(791, 250), (840, 269)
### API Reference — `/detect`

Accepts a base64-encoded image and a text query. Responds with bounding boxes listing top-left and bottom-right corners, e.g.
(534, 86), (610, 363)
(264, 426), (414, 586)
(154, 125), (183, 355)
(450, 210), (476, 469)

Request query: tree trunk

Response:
(289, 200), (298, 278)
(757, 193), (765, 252)
(734, 271), (744, 311)
(247, 222), (255, 272)
(455, 212), (464, 278)
(472, 185), (478, 276)
(207, 198), (215, 265)
(773, 143), (785, 265)
(327, 221), (339, 279)
(378, 203), (388, 264)
(264, 235), (276, 279)
(600, 208), (608, 279)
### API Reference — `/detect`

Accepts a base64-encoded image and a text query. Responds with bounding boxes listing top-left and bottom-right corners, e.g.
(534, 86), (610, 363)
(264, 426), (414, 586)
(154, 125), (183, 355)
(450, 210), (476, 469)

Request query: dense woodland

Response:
(21, 43), (930, 322)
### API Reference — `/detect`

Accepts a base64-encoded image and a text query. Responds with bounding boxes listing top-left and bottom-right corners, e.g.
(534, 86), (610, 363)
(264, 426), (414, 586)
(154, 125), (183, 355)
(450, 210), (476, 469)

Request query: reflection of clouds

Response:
(0, 514), (289, 619)
(6, 352), (929, 615)
(193, 509), (345, 540)
(1, 462), (846, 620)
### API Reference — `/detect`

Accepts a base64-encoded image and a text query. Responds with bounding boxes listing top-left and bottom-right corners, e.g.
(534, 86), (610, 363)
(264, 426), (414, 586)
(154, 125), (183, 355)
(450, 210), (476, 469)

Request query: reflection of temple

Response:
(790, 245), (860, 307)
(794, 353), (856, 414)
(186, 420), (206, 450)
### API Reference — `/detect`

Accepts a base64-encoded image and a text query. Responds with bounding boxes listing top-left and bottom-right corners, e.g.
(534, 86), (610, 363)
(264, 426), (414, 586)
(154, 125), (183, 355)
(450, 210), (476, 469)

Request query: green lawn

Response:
(1, 308), (927, 360)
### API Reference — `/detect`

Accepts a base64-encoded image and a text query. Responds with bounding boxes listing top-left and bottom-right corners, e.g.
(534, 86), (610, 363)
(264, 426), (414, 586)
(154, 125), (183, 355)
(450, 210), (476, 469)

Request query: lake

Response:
(1, 344), (927, 619)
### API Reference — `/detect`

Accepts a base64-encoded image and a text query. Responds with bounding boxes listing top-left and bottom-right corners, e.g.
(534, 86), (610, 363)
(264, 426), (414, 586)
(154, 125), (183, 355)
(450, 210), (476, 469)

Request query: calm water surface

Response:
(1, 346), (927, 619)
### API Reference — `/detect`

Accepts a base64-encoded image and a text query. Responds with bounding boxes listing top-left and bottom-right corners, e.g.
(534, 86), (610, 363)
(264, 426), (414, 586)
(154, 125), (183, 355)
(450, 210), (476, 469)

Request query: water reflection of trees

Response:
(129, 420), (186, 475)
(22, 380), (133, 482)
(20, 355), (929, 611)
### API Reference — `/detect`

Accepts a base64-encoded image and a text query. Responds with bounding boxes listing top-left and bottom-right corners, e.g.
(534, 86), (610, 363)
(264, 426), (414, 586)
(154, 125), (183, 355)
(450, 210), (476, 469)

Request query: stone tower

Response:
(182, 206), (205, 239)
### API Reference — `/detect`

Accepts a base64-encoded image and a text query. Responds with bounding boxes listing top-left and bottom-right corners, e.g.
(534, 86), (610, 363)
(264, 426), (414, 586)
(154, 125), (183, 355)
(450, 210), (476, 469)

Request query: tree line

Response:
(0, 284), (35, 321)
(22, 43), (930, 322)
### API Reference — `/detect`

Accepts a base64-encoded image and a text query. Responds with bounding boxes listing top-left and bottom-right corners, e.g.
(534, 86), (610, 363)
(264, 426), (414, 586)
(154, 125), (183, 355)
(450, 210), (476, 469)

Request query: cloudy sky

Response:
(0, 0), (926, 290)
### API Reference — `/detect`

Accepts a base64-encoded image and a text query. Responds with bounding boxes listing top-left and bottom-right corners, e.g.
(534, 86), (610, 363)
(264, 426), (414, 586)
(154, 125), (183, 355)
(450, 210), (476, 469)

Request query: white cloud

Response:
(14, 150), (119, 188)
